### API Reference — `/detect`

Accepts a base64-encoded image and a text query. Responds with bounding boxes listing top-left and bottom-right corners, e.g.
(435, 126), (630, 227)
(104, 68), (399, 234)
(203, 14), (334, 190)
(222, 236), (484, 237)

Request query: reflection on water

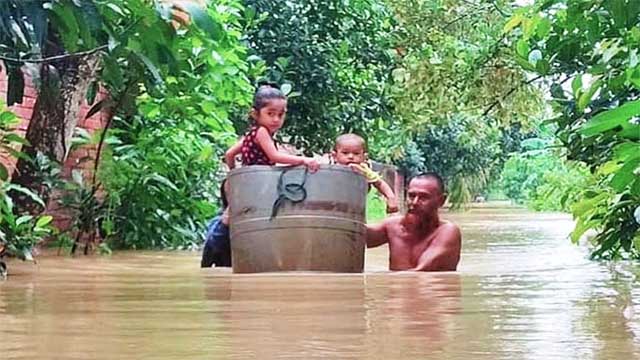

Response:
(1, 207), (639, 359)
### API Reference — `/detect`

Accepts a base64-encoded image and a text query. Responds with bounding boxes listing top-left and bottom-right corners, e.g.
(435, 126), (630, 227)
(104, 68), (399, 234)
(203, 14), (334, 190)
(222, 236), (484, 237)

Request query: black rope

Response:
(270, 166), (309, 220)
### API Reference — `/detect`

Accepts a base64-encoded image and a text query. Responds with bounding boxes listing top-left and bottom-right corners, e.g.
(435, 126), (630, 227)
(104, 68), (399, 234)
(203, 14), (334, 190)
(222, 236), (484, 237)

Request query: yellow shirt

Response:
(350, 162), (382, 183)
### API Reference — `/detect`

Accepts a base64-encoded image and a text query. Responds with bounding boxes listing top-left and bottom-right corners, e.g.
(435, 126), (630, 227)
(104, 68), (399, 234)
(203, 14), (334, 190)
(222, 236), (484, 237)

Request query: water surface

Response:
(1, 207), (639, 359)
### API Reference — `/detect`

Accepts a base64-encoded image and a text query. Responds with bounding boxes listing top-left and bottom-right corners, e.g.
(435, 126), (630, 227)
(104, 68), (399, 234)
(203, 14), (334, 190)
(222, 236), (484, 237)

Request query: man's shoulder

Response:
(436, 221), (461, 242)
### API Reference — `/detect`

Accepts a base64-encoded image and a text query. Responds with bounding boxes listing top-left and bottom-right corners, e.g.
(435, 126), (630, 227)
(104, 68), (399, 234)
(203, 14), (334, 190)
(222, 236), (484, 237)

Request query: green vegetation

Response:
(0, 0), (637, 261)
(507, 0), (640, 259)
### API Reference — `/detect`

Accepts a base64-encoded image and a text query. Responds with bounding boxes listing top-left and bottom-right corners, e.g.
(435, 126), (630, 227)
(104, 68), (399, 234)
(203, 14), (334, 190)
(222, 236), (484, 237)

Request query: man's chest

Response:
(387, 228), (432, 266)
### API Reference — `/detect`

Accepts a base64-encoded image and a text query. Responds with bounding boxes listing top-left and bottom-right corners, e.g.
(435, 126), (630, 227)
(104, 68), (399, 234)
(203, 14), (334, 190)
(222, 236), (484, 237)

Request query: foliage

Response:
(59, 169), (109, 254)
(499, 137), (589, 211)
(397, 114), (503, 208)
(387, 0), (543, 128)
(100, 112), (224, 250)
(0, 105), (55, 262)
(366, 191), (387, 223)
(1, 1), (252, 250)
(508, 0), (640, 259)
(240, 0), (397, 154)
(384, 0), (545, 206)
(97, 1), (252, 250)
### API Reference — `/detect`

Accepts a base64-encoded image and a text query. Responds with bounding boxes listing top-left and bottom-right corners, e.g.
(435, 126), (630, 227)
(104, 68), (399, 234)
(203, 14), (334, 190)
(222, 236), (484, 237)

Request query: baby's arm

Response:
(255, 127), (319, 172)
(225, 138), (244, 170)
(373, 179), (399, 213)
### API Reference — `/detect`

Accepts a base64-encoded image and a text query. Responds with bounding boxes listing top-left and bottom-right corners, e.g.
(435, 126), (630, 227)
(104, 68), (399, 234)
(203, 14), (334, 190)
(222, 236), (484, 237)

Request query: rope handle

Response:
(270, 166), (309, 220)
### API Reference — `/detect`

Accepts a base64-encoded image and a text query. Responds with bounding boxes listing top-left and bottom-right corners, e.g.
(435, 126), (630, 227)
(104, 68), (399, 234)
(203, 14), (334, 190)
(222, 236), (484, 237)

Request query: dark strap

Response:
(270, 166), (309, 220)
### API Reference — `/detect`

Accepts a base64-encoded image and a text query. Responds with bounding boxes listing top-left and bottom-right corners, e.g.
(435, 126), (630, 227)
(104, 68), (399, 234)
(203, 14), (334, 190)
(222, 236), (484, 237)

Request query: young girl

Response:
(225, 85), (319, 172)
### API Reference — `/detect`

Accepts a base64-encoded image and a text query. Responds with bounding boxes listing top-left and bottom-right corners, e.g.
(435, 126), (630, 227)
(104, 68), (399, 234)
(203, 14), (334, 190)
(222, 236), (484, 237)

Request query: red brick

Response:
(23, 86), (38, 99)
(84, 118), (103, 130)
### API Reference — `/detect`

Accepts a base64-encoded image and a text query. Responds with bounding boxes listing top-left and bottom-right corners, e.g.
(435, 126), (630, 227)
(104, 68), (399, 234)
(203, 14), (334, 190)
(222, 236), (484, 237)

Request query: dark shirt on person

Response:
(201, 214), (231, 267)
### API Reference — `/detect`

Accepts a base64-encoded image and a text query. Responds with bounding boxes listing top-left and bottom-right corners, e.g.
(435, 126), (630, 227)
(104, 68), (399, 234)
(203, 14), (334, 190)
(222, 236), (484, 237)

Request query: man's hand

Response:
(386, 198), (399, 213)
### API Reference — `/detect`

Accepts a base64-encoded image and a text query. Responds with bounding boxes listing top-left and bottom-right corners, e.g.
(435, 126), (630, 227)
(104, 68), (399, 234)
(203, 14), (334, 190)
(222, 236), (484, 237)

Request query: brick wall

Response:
(0, 71), (109, 231)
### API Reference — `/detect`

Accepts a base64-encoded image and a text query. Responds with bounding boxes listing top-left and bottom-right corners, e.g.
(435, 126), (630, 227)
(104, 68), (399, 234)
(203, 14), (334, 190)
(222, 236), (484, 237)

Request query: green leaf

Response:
(613, 142), (640, 161)
(577, 79), (602, 112)
(16, 215), (34, 226)
(536, 17), (551, 38)
(571, 217), (592, 244)
(134, 52), (164, 86)
(0, 110), (18, 124)
(0, 164), (8, 181)
(571, 193), (607, 217)
(581, 99), (640, 137)
(35, 215), (53, 228)
(503, 14), (523, 33)
(172, 1), (222, 40)
(516, 39), (530, 58)
(145, 174), (179, 192)
(3, 133), (29, 145)
(5, 184), (45, 207)
(85, 98), (115, 120)
(571, 75), (582, 98)
(51, 2), (80, 52)
(610, 158), (640, 192)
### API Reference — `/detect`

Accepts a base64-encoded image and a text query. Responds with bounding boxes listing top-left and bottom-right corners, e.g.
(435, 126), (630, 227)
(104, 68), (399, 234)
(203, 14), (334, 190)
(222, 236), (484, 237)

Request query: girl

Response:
(225, 85), (319, 172)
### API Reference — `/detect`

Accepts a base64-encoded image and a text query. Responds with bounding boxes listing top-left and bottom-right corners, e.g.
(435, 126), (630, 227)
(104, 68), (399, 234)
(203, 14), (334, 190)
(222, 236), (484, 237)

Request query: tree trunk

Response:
(10, 54), (100, 213)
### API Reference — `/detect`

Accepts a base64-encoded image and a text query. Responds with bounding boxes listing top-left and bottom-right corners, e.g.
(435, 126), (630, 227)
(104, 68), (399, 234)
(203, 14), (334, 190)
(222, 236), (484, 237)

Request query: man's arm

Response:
(412, 223), (461, 271)
(366, 220), (389, 248)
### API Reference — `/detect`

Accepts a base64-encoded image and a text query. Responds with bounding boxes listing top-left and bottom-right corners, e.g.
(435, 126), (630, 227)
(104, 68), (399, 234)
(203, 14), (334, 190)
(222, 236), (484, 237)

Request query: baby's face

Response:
(334, 140), (366, 165)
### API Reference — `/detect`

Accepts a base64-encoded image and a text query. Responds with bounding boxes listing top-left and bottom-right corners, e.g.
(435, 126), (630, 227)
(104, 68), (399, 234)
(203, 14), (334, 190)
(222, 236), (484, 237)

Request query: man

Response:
(366, 173), (461, 271)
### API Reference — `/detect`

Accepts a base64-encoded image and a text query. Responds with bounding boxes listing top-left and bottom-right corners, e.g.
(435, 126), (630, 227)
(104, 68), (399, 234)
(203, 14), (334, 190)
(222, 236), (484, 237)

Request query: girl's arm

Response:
(255, 127), (319, 171)
(373, 179), (399, 213)
(224, 138), (244, 170)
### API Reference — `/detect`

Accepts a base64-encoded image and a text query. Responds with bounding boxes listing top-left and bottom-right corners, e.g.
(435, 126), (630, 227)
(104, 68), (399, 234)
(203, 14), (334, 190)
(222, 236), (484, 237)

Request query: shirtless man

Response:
(366, 173), (461, 271)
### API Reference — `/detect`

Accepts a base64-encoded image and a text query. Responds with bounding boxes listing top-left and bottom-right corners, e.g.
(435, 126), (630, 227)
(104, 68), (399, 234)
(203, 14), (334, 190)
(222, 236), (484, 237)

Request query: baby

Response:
(332, 134), (398, 213)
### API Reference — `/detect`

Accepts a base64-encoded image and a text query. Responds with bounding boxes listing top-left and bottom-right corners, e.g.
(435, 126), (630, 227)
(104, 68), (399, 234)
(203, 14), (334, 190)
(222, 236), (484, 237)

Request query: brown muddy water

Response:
(1, 207), (639, 359)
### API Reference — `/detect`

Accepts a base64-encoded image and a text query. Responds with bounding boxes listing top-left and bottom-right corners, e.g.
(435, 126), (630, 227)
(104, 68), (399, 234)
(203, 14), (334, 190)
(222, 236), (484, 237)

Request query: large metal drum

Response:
(228, 165), (367, 273)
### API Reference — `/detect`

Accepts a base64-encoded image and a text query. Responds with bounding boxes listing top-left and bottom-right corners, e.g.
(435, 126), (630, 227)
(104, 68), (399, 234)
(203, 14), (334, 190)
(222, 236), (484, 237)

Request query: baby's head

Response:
(333, 133), (367, 165)
(250, 84), (287, 133)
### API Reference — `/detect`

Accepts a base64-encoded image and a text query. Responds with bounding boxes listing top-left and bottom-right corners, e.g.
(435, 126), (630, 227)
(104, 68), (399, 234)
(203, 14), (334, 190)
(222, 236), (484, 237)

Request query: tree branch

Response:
(0, 45), (108, 64)
(482, 74), (544, 116)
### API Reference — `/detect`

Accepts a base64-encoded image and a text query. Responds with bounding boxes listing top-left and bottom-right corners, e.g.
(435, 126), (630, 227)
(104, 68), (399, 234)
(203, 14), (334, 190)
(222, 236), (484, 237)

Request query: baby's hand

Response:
(348, 163), (367, 176)
(304, 158), (320, 173)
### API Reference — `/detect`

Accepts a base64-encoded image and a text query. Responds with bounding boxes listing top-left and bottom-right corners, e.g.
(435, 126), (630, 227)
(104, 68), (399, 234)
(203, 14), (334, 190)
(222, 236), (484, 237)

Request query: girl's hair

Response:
(252, 82), (286, 111)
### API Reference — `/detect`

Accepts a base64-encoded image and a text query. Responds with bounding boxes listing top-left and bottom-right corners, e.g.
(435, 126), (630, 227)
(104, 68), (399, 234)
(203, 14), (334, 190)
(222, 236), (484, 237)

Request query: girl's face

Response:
(251, 99), (287, 133)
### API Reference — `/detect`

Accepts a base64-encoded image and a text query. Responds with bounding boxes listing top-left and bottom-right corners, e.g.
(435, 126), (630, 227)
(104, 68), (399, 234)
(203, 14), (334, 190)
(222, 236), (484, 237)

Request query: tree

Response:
(507, 0), (640, 259)
(385, 0), (544, 203)
(239, 0), (397, 153)
(0, 0), (222, 212)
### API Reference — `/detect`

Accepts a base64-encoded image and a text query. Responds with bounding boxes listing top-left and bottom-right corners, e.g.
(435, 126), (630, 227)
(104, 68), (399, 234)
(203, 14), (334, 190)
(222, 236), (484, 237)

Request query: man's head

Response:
(332, 133), (367, 165)
(406, 172), (446, 217)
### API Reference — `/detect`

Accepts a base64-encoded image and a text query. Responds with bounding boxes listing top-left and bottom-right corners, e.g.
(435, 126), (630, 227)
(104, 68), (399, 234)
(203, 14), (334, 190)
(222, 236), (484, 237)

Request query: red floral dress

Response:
(241, 125), (276, 166)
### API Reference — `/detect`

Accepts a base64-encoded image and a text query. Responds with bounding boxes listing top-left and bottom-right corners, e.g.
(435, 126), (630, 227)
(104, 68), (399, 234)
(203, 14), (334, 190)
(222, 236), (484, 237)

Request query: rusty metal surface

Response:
(228, 165), (367, 273)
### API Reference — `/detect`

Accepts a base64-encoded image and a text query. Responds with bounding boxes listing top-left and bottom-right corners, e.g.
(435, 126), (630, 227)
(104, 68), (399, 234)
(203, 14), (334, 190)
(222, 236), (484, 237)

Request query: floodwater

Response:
(1, 207), (639, 359)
